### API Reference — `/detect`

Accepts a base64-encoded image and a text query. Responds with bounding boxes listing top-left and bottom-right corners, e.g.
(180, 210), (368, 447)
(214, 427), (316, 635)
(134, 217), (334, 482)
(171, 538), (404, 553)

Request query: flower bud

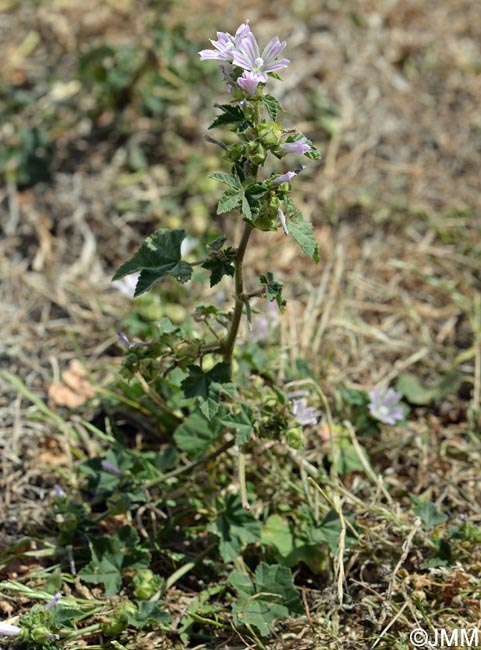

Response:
(245, 141), (266, 166)
(31, 626), (55, 643)
(226, 144), (243, 162)
(275, 182), (291, 194)
(287, 426), (305, 449)
(133, 568), (164, 600)
(256, 121), (282, 148)
(252, 212), (276, 231)
(102, 601), (136, 636)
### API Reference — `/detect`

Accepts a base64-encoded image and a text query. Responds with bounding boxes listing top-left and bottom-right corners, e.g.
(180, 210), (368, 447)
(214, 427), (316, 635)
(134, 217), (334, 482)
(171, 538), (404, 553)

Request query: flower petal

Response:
(263, 58), (290, 73)
(237, 32), (260, 66)
(232, 51), (254, 70)
(261, 37), (287, 64)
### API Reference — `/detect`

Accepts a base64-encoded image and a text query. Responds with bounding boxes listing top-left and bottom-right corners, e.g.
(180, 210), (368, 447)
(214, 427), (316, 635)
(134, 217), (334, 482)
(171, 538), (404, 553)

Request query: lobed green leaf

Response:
(217, 188), (243, 214)
(287, 210), (320, 263)
(259, 272), (286, 310)
(261, 94), (283, 121)
(112, 229), (193, 296)
(208, 104), (251, 130)
(201, 248), (236, 287)
(209, 172), (242, 189)
(229, 562), (303, 636)
(209, 494), (261, 562)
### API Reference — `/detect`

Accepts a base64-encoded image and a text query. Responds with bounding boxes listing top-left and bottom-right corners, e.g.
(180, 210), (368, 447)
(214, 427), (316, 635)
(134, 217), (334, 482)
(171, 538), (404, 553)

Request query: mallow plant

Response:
(113, 20), (320, 545)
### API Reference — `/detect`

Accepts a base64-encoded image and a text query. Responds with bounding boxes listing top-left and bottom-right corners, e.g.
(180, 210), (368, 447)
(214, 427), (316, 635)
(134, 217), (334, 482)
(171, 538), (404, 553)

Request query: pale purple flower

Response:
(112, 272), (139, 298)
(181, 236), (199, 257)
(291, 398), (318, 426)
(272, 165), (305, 185)
(233, 32), (289, 83)
(237, 70), (261, 96)
(368, 386), (404, 425)
(199, 22), (251, 62)
(45, 593), (62, 611)
(101, 460), (122, 477)
(53, 484), (65, 498)
(0, 622), (21, 636)
(251, 302), (279, 341)
(282, 136), (311, 155)
(250, 316), (269, 341)
(277, 207), (289, 236)
(117, 330), (150, 350)
(117, 330), (131, 348)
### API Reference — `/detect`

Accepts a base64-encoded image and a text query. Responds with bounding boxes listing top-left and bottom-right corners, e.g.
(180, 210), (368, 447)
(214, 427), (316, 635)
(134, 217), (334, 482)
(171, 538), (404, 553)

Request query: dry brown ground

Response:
(1, 0), (481, 647)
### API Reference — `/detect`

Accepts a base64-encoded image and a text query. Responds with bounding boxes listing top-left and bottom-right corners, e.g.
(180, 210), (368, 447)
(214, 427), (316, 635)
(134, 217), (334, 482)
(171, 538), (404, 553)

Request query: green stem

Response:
(149, 543), (217, 598)
(223, 222), (253, 363)
(238, 450), (250, 510)
(144, 438), (235, 488)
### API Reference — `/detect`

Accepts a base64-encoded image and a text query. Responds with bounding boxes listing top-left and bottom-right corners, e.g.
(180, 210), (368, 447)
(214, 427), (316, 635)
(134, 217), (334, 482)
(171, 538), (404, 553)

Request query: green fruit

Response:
(164, 304), (187, 323)
(31, 626), (55, 643)
(246, 141), (266, 166)
(256, 121), (282, 148)
(227, 144), (243, 162)
(137, 297), (163, 321)
(287, 426), (305, 449)
(133, 569), (163, 600)
(101, 619), (127, 636)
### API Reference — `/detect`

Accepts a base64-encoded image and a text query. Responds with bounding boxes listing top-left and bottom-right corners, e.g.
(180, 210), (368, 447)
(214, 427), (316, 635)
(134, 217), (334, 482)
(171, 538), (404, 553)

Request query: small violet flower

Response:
(117, 330), (131, 348)
(233, 31), (289, 83)
(0, 622), (21, 636)
(251, 302), (279, 342)
(101, 460), (122, 477)
(53, 484), (65, 498)
(282, 136), (311, 155)
(237, 70), (261, 96)
(117, 331), (151, 350)
(277, 207), (289, 236)
(199, 22), (251, 62)
(368, 386), (404, 425)
(112, 272), (139, 298)
(292, 398), (318, 427)
(272, 165), (305, 185)
(45, 593), (62, 611)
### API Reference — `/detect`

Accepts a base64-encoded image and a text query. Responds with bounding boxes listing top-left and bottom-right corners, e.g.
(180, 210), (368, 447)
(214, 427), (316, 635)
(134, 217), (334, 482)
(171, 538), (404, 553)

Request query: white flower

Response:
(0, 622), (21, 636)
(199, 22), (252, 62)
(368, 386), (404, 425)
(237, 70), (261, 96)
(45, 592), (62, 611)
(277, 207), (289, 236)
(101, 460), (122, 476)
(292, 398), (318, 426)
(232, 32), (289, 83)
(112, 272), (139, 298)
(282, 136), (311, 155)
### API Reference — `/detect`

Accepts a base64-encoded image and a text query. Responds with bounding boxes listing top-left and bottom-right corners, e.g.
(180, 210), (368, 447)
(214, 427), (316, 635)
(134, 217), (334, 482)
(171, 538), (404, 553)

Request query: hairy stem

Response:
(223, 222), (253, 364)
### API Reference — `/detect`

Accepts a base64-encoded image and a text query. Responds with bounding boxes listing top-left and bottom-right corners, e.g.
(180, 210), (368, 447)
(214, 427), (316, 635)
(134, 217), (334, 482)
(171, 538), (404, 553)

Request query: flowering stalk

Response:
(112, 22), (321, 460)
